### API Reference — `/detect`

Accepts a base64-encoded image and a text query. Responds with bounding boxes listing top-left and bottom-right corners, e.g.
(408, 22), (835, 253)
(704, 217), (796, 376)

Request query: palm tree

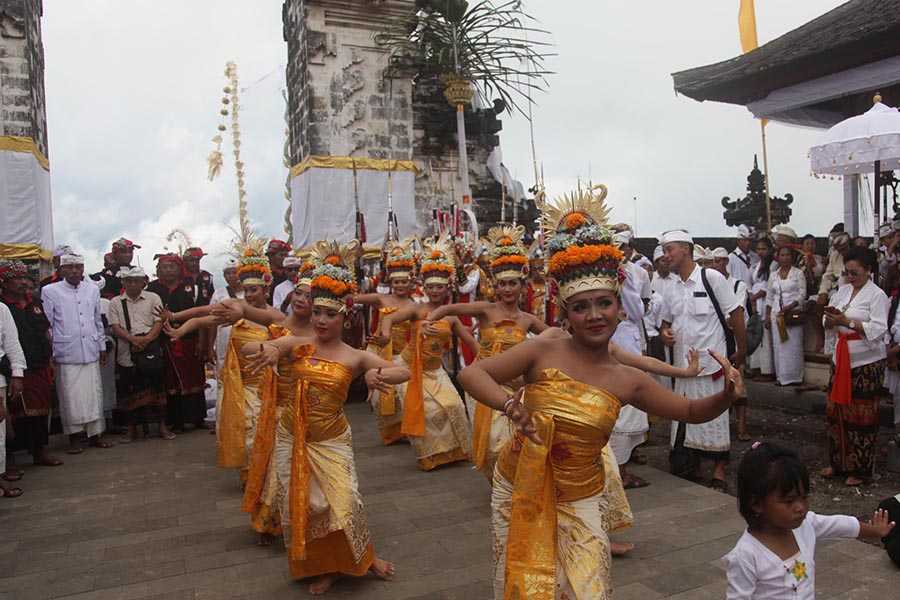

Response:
(377, 0), (552, 206)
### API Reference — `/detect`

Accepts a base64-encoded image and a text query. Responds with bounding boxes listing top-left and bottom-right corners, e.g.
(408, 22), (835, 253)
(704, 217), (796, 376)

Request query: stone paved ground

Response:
(2, 403), (897, 599)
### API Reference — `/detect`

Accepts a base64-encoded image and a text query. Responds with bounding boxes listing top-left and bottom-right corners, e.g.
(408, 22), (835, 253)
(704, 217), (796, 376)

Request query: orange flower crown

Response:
(541, 184), (625, 302)
(485, 225), (528, 279)
(420, 234), (455, 284)
(236, 252), (272, 286)
(384, 237), (418, 279)
(310, 240), (360, 312)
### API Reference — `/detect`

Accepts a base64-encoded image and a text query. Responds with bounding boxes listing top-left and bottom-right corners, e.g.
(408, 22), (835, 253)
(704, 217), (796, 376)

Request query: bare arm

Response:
(428, 301), (492, 321)
(357, 350), (411, 384)
(111, 323), (137, 345)
(449, 316), (480, 356)
(628, 351), (736, 423)
(240, 303), (285, 327)
(169, 305), (214, 322)
(528, 314), (549, 334)
(165, 315), (219, 340)
(380, 303), (421, 339)
(352, 293), (385, 307)
(459, 337), (544, 411)
(728, 307), (747, 367)
(611, 343), (699, 378)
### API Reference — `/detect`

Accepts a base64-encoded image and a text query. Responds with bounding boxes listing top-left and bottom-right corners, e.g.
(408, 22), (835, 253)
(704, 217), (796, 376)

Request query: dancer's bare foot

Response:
(369, 557), (395, 580)
(611, 542), (634, 557)
(308, 574), (339, 595)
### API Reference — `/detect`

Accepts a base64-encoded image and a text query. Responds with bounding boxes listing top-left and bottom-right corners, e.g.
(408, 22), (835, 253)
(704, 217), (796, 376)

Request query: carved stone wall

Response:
(282, 0), (524, 235)
(0, 0), (47, 157)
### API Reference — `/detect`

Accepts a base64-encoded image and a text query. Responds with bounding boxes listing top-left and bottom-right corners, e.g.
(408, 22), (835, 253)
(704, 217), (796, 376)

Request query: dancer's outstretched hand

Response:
(245, 343), (280, 375)
(504, 388), (541, 445)
(709, 350), (740, 399)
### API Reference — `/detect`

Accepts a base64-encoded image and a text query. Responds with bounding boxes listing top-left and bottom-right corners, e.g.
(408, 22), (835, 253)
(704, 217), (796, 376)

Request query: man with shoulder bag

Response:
(107, 267), (173, 442)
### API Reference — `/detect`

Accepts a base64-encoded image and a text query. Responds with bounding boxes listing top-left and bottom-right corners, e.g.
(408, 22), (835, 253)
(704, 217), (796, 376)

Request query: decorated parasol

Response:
(810, 94), (900, 234)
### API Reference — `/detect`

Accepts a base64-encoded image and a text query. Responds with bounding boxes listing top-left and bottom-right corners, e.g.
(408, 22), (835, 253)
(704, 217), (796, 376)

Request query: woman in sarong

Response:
(242, 240), (408, 595)
(425, 225), (546, 479)
(380, 235), (479, 471)
(353, 237), (417, 445)
(459, 185), (738, 600)
(822, 246), (888, 487)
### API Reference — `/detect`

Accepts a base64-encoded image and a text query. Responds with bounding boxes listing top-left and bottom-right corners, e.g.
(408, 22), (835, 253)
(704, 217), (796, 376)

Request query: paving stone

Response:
(6, 402), (896, 599)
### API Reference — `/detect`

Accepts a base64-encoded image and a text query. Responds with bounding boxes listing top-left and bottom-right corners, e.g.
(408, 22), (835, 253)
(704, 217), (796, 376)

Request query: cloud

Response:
(42, 0), (857, 285)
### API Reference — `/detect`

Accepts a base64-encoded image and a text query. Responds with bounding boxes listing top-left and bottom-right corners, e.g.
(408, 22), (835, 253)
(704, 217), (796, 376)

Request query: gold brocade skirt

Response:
(490, 446), (630, 600)
(217, 380), (263, 481)
(467, 385), (515, 481)
(281, 426), (374, 579)
(366, 344), (406, 446)
(396, 359), (471, 471)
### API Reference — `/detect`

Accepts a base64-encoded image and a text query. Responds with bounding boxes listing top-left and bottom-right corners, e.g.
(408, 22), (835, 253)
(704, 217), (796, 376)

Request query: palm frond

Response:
(376, 0), (553, 117)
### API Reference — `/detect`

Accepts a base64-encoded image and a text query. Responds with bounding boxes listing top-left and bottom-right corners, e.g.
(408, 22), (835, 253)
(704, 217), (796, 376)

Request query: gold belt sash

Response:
(241, 369), (277, 514)
(288, 378), (312, 562)
(401, 321), (426, 437)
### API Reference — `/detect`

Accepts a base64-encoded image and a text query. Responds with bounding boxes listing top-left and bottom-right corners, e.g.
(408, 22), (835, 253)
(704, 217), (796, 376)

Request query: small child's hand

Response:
(864, 508), (897, 540)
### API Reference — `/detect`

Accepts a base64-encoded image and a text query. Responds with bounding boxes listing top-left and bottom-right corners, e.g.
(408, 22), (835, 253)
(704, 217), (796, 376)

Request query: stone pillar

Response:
(0, 0), (53, 261)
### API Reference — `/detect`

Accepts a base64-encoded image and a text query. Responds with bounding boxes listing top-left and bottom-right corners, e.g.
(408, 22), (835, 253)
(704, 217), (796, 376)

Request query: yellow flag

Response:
(739, 0), (759, 53)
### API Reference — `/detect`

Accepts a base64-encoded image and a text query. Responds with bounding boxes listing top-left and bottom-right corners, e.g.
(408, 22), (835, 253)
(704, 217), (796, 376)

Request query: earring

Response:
(343, 321), (351, 330)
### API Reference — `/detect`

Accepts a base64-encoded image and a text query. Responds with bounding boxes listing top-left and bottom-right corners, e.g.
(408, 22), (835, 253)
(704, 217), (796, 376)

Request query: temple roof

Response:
(671, 0), (900, 106)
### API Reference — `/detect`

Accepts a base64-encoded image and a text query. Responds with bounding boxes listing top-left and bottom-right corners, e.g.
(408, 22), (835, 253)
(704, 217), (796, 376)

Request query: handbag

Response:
(122, 299), (164, 376)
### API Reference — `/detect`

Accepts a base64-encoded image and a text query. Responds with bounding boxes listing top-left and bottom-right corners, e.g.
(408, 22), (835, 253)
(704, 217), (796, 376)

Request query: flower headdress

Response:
(234, 237), (272, 287)
(384, 236), (418, 281)
(0, 259), (29, 285)
(420, 234), (456, 286)
(310, 240), (360, 313)
(485, 225), (528, 281)
(541, 184), (624, 305)
(293, 247), (316, 287)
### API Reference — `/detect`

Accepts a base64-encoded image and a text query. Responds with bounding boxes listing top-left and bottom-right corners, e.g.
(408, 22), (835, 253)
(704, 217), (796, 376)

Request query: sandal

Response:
(89, 440), (114, 449)
(33, 456), (63, 467)
(709, 478), (729, 493)
(66, 446), (84, 455)
(160, 431), (176, 441)
(1, 470), (23, 482)
(737, 432), (752, 442)
(0, 486), (23, 498)
(622, 474), (650, 490)
(845, 476), (864, 487)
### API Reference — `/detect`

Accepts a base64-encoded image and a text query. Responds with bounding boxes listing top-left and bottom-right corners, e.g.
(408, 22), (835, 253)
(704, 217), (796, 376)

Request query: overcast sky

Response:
(42, 0), (855, 278)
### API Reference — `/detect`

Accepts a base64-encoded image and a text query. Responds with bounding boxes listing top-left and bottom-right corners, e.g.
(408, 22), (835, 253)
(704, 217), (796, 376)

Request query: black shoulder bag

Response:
(701, 268), (736, 358)
(122, 299), (164, 376)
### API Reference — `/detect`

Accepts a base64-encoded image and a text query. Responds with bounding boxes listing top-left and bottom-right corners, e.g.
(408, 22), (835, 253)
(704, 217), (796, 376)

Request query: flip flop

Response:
(33, 457), (63, 467)
(0, 486), (23, 498)
(66, 446), (84, 455)
(623, 474), (650, 490)
(1, 471), (23, 482)
(89, 440), (114, 449)
(160, 431), (176, 441)
(737, 432), (752, 442)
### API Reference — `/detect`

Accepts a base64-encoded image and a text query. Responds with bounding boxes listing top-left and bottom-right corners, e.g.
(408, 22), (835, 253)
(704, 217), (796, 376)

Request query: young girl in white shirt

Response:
(724, 442), (895, 599)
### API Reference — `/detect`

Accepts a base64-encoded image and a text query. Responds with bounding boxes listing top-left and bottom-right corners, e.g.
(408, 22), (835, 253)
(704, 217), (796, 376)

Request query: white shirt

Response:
(766, 266), (806, 313)
(661, 264), (739, 375)
(0, 302), (27, 387)
(750, 261), (773, 316)
(728, 248), (759, 287)
(273, 279), (295, 314)
(107, 291), (164, 367)
(723, 511), (859, 600)
(824, 280), (889, 368)
(41, 279), (105, 364)
(727, 276), (749, 319)
(209, 287), (244, 368)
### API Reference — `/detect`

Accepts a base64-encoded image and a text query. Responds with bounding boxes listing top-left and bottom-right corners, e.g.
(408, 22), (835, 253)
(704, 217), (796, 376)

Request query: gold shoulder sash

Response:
(218, 334), (247, 468)
(401, 321), (426, 437)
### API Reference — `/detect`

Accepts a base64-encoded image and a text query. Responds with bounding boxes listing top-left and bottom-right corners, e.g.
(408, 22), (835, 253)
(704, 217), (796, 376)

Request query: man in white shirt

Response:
(41, 254), (112, 454)
(728, 225), (759, 288)
(272, 256), (301, 314)
(107, 267), (171, 442)
(713, 246), (751, 441)
(659, 230), (747, 490)
(0, 289), (27, 497)
(609, 235), (651, 488)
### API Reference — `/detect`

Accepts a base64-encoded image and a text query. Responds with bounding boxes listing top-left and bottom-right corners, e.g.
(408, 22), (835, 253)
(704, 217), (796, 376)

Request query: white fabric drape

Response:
(289, 167), (419, 247)
(0, 148), (53, 253)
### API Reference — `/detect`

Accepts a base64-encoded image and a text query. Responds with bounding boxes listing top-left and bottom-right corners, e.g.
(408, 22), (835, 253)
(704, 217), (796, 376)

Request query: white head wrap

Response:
(711, 247), (729, 259)
(879, 223), (893, 238)
(282, 256), (302, 268)
(652, 245), (664, 262)
(772, 224), (798, 239)
(59, 254), (84, 266)
(736, 225), (753, 239)
(223, 257), (239, 270)
(660, 229), (693, 246)
(118, 266), (147, 279)
(53, 245), (74, 258)
(612, 232), (632, 248)
(693, 245), (708, 261)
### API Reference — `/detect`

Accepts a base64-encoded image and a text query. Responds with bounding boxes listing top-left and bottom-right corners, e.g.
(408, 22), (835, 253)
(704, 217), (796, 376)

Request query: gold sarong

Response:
(276, 348), (374, 579)
(493, 369), (622, 600)
(399, 320), (471, 470)
(365, 306), (410, 445)
(470, 320), (527, 479)
(218, 320), (271, 474)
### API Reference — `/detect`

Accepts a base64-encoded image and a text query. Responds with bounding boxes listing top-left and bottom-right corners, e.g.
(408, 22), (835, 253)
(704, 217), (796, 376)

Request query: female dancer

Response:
(354, 237), (417, 445)
(425, 225), (544, 478)
(380, 234), (479, 471)
(459, 186), (738, 599)
(242, 240), (407, 594)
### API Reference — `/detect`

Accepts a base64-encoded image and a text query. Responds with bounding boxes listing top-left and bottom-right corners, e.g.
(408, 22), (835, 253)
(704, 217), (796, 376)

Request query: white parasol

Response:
(809, 94), (900, 234)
